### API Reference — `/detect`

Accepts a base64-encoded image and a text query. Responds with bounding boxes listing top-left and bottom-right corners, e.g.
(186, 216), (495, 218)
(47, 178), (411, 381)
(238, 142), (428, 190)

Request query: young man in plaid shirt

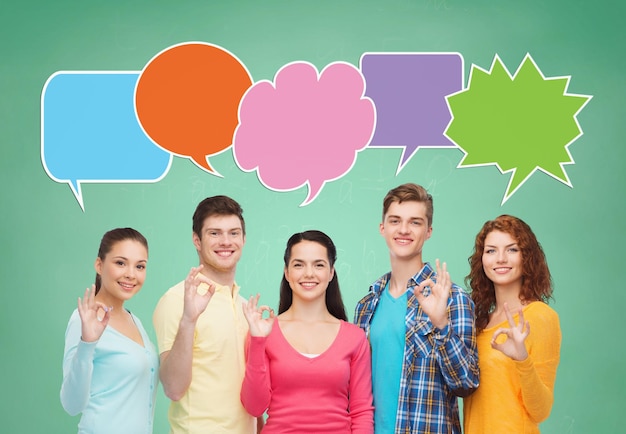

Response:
(354, 183), (479, 433)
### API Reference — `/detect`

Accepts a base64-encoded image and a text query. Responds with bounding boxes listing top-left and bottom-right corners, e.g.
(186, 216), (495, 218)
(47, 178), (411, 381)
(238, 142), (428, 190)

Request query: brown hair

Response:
(465, 215), (553, 332)
(382, 183), (433, 226)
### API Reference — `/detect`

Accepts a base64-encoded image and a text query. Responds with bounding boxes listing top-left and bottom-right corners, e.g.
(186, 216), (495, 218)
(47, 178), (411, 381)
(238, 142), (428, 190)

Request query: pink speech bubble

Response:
(233, 61), (375, 205)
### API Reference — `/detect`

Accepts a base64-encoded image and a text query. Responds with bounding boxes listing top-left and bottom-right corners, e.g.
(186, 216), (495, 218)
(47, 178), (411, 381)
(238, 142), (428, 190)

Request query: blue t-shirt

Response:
(369, 282), (407, 433)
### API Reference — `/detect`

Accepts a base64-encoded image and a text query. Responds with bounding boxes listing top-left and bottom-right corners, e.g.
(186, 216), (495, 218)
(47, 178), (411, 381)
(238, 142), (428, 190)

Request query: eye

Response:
(230, 230), (241, 238)
(411, 220), (421, 226)
(508, 247), (519, 253)
(293, 263), (303, 268)
(484, 248), (495, 254)
(208, 231), (219, 238)
(115, 260), (125, 266)
(136, 264), (146, 270)
(315, 263), (326, 268)
(389, 218), (399, 224)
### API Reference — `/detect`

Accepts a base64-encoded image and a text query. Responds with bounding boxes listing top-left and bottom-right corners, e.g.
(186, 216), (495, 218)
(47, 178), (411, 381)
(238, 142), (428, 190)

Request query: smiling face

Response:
(284, 240), (335, 305)
(380, 200), (432, 264)
(95, 239), (148, 303)
(482, 230), (523, 292)
(193, 214), (246, 276)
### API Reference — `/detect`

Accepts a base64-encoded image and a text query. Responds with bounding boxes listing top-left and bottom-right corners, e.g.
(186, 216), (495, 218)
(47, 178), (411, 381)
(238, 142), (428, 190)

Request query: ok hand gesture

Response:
(182, 265), (216, 324)
(77, 285), (112, 343)
(414, 259), (451, 330)
(491, 302), (530, 361)
(243, 294), (275, 337)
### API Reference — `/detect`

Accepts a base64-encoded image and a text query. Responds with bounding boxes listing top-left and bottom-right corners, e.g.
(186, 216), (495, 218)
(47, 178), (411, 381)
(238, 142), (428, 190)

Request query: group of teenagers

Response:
(60, 183), (561, 434)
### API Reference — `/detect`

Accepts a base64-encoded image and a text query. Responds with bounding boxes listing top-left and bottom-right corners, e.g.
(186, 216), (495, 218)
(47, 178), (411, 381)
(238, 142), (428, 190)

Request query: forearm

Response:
(434, 291), (480, 394)
(434, 325), (480, 395)
(349, 337), (374, 434)
(159, 318), (196, 401)
(241, 336), (271, 417)
(60, 340), (96, 415)
(516, 356), (556, 423)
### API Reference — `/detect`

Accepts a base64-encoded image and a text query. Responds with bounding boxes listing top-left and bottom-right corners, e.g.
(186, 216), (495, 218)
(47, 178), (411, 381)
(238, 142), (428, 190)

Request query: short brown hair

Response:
(382, 183), (433, 227)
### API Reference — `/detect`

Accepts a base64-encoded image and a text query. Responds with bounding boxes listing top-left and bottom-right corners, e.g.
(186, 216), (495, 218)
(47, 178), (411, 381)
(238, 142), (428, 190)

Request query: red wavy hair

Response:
(465, 215), (553, 332)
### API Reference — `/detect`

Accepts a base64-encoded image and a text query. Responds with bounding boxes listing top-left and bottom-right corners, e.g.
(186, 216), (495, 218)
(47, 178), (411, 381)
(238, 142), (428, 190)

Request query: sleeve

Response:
(432, 287), (480, 397)
(60, 310), (97, 416)
(516, 306), (561, 423)
(152, 289), (183, 355)
(348, 329), (374, 434)
(240, 335), (271, 417)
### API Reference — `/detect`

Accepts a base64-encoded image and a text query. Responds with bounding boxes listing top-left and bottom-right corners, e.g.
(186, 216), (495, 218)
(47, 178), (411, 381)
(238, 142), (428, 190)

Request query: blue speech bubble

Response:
(41, 71), (172, 211)
(360, 53), (464, 173)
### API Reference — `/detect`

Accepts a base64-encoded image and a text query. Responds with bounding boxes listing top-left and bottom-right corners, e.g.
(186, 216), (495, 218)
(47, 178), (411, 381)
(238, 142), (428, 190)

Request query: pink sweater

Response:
(241, 320), (374, 433)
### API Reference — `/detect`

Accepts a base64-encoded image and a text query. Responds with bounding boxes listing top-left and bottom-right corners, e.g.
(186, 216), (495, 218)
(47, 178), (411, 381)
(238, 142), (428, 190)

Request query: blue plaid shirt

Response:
(354, 262), (479, 434)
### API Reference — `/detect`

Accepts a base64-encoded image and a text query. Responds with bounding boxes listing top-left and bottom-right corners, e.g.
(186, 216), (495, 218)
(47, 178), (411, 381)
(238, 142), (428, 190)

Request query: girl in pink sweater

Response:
(241, 230), (374, 433)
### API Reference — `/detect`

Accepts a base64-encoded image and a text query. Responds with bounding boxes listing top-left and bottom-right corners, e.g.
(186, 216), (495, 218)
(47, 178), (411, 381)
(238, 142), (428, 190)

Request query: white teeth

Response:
(216, 251), (233, 257)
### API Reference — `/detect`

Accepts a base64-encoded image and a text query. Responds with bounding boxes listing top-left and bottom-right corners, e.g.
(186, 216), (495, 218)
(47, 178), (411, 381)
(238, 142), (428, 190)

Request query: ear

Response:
(330, 266), (335, 281)
(284, 266), (289, 282)
(94, 257), (102, 275)
(192, 232), (201, 251)
(379, 222), (385, 235)
(426, 225), (433, 240)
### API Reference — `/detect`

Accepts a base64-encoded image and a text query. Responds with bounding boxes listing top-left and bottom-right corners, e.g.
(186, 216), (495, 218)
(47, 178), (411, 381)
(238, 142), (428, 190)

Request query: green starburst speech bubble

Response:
(444, 53), (592, 204)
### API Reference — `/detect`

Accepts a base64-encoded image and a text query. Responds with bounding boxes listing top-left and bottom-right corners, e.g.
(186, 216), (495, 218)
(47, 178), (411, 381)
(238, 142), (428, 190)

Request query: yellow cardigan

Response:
(463, 301), (561, 434)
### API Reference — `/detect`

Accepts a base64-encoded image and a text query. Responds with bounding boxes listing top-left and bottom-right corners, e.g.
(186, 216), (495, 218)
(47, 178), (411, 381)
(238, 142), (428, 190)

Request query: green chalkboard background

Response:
(1, 1), (623, 433)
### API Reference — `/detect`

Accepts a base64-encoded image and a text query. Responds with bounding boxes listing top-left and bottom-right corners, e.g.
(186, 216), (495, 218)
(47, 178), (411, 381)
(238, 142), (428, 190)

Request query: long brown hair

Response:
(278, 230), (348, 321)
(465, 215), (552, 332)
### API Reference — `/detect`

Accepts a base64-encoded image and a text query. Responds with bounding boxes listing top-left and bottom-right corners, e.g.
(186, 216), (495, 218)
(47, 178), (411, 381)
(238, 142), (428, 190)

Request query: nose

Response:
(399, 220), (410, 233)
(217, 232), (233, 244)
(125, 266), (136, 279)
(496, 250), (507, 263)
(304, 264), (315, 277)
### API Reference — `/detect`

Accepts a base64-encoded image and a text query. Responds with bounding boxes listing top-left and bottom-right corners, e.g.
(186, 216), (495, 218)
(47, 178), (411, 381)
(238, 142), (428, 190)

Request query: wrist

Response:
(431, 316), (448, 330)
(513, 350), (528, 361)
(179, 315), (198, 329)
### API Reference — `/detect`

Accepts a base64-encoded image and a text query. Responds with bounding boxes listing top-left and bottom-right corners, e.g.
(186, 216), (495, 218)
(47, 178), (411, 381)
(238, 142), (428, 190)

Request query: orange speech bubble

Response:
(135, 42), (252, 172)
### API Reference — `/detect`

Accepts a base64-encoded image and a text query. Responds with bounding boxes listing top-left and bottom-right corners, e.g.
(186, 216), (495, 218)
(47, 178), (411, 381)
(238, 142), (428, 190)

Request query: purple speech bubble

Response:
(360, 52), (464, 172)
(233, 61), (375, 205)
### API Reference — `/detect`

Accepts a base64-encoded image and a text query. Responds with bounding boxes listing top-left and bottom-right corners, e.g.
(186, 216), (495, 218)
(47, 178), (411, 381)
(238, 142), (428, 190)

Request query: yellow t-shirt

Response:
(464, 301), (561, 434)
(153, 280), (255, 434)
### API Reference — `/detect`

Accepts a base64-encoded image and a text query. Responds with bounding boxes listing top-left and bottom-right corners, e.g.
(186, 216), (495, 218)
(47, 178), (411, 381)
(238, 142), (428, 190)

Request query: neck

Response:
(200, 265), (236, 293)
(283, 299), (333, 323)
(493, 283), (524, 311)
(388, 256), (424, 296)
